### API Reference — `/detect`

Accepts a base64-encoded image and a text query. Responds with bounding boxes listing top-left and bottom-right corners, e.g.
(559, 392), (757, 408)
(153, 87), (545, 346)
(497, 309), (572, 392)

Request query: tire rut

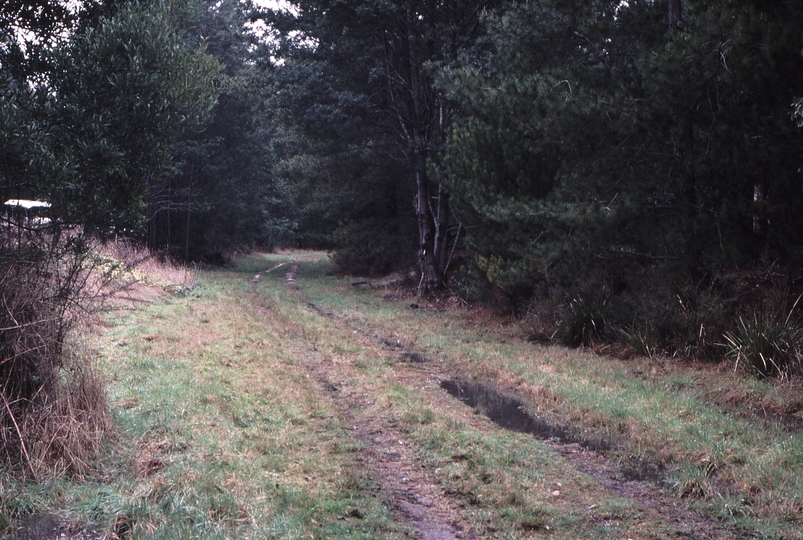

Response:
(278, 266), (470, 539)
(265, 264), (739, 539)
(311, 367), (470, 540)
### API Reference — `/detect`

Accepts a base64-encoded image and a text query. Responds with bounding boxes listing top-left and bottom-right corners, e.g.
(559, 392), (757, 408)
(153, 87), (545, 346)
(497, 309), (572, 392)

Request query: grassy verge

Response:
(3, 253), (406, 539)
(295, 253), (803, 539)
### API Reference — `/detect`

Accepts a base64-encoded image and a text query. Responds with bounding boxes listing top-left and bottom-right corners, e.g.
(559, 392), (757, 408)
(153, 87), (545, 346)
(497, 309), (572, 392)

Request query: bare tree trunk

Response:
(185, 168), (192, 260)
(405, 6), (453, 294)
(668, 0), (684, 38)
(412, 150), (452, 293)
(146, 188), (154, 251)
(414, 149), (437, 292)
(753, 183), (764, 236)
(166, 176), (172, 250)
(432, 183), (450, 279)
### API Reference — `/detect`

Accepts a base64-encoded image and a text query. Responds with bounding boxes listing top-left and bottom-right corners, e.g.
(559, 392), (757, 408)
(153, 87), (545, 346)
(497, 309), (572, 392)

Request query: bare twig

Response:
(1, 391), (37, 481)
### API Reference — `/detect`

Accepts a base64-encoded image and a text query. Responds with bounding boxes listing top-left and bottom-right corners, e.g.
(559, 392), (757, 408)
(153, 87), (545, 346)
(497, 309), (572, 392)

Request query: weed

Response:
(670, 459), (717, 499)
(618, 323), (657, 357)
(723, 296), (803, 377)
(559, 293), (611, 347)
(403, 407), (436, 425)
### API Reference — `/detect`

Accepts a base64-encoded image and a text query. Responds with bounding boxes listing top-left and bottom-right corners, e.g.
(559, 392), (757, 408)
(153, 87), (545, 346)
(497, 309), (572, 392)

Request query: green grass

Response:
(3, 251), (803, 539)
(295, 253), (803, 538)
(2, 255), (407, 539)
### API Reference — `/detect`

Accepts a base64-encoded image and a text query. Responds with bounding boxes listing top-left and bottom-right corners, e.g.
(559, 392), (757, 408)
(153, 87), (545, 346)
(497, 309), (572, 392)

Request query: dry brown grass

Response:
(0, 231), (113, 478)
(0, 235), (193, 479)
(16, 355), (112, 478)
(93, 239), (196, 303)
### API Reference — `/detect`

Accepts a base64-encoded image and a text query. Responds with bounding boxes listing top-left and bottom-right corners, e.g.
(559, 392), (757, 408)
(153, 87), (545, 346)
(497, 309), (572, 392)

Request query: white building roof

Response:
(4, 199), (51, 209)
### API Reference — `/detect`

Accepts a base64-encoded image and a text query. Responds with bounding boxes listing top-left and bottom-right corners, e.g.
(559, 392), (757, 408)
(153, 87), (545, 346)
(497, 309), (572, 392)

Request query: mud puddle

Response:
(440, 379), (611, 451)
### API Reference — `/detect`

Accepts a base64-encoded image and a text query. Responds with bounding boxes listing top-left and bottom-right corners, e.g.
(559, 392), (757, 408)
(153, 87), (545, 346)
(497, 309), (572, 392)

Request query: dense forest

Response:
(2, 0), (803, 370)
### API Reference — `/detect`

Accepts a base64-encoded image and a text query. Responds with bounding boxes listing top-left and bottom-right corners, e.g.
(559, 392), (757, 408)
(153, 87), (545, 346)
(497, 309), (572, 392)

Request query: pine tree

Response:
(262, 0), (498, 288)
(437, 0), (803, 304)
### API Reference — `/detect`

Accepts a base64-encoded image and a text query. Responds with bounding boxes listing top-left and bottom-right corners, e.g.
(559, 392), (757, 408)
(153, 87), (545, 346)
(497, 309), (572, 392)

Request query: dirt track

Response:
(280, 263), (738, 539)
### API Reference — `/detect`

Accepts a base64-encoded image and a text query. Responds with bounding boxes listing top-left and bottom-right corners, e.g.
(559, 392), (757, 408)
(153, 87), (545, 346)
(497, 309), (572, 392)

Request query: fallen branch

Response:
(260, 263), (287, 274)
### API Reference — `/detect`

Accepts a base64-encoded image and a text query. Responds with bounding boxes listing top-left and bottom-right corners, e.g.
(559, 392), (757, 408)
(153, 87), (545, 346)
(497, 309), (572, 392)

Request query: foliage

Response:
(149, 0), (298, 258)
(0, 230), (112, 479)
(48, 0), (219, 232)
(559, 293), (613, 348)
(329, 216), (417, 276)
(0, 0), (219, 482)
(670, 459), (717, 499)
(434, 0), (803, 358)
(618, 324), (657, 358)
(261, 0), (496, 285)
(0, 0), (220, 233)
(794, 97), (803, 128)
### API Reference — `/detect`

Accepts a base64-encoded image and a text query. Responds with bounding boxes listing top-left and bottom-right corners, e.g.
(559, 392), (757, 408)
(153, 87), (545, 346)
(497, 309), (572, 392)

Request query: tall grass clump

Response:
(617, 323), (656, 358)
(0, 227), (112, 479)
(95, 238), (196, 295)
(723, 296), (803, 378)
(559, 292), (613, 347)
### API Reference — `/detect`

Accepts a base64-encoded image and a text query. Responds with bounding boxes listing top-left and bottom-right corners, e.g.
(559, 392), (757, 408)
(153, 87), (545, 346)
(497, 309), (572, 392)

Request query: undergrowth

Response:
(723, 296), (803, 378)
(298, 253), (803, 537)
(517, 269), (803, 382)
(0, 233), (197, 536)
(0, 230), (111, 480)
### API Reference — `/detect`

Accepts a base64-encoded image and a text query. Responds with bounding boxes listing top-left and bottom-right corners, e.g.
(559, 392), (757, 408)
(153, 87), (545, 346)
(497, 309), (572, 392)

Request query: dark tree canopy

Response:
(146, 0), (298, 259)
(433, 0), (803, 350)
(0, 0), (220, 232)
(262, 0), (498, 285)
(3, 0), (803, 354)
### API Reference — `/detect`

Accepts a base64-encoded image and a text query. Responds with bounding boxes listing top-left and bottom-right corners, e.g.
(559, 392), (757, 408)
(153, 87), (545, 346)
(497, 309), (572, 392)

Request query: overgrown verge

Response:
(0, 231), (194, 508)
(463, 261), (803, 379)
(0, 229), (112, 480)
(0, 231), (199, 537)
(293, 254), (803, 537)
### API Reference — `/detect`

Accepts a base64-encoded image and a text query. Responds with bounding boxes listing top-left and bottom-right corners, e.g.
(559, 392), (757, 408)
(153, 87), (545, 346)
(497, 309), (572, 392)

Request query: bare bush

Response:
(0, 227), (111, 478)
